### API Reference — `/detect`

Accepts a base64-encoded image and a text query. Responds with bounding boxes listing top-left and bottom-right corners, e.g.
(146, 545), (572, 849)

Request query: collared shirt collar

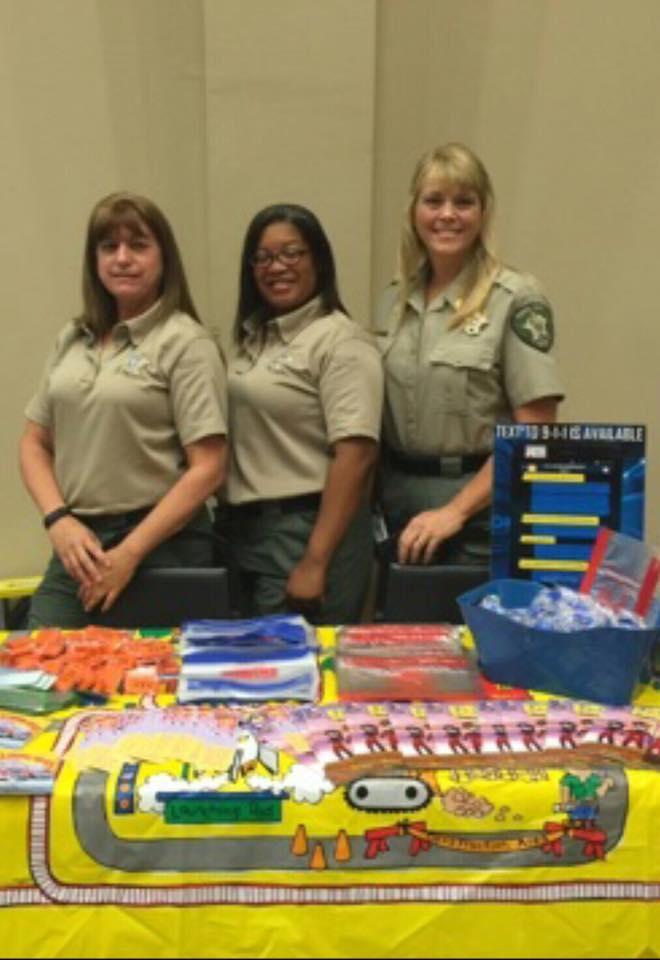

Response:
(243, 295), (324, 345)
(113, 299), (165, 346)
(78, 322), (96, 347)
(407, 263), (472, 314)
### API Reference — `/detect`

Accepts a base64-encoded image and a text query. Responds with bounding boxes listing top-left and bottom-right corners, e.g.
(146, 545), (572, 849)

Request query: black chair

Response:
(93, 567), (231, 629)
(376, 562), (490, 624)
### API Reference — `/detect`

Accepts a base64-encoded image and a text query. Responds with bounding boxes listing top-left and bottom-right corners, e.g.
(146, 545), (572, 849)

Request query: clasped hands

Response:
(48, 516), (138, 612)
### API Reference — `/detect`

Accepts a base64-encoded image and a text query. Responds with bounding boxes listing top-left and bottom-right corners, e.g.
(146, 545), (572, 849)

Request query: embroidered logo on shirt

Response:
(266, 350), (306, 374)
(510, 300), (554, 352)
(267, 353), (290, 374)
(121, 351), (150, 375)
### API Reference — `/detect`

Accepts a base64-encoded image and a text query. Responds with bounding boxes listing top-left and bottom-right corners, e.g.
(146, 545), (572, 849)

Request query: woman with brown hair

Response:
(20, 192), (227, 626)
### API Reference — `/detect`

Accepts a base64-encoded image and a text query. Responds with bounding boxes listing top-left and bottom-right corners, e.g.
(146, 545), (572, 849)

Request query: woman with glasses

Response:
(20, 191), (227, 627)
(374, 143), (564, 566)
(227, 203), (383, 623)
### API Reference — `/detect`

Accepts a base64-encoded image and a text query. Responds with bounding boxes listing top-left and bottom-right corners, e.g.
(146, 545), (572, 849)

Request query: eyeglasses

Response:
(250, 246), (309, 269)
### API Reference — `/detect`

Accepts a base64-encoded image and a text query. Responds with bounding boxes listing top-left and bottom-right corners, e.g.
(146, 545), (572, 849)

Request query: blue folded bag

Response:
(180, 614), (315, 649)
(458, 578), (657, 705)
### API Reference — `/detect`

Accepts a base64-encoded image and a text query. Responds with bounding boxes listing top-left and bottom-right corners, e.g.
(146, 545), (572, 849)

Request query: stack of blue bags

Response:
(177, 614), (319, 703)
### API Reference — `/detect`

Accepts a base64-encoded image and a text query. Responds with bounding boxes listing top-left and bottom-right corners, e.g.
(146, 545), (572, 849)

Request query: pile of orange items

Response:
(0, 627), (179, 696)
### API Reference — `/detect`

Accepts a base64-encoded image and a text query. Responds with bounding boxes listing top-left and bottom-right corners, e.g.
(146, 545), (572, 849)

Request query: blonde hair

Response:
(397, 142), (500, 327)
(79, 192), (200, 335)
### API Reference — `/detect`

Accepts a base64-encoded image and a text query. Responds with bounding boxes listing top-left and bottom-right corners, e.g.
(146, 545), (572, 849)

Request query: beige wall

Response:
(202, 0), (376, 346)
(1, 0), (658, 578)
(1, 0), (208, 576)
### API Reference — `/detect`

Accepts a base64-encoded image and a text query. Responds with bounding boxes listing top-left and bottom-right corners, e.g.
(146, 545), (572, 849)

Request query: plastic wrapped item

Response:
(178, 659), (319, 703)
(580, 528), (660, 623)
(336, 651), (482, 702)
(0, 628), (178, 698)
(480, 585), (647, 632)
(0, 752), (56, 794)
(0, 667), (55, 691)
(459, 579), (658, 705)
(180, 614), (315, 650)
(337, 623), (460, 653)
(0, 686), (78, 715)
(335, 624), (483, 702)
(178, 614), (319, 703)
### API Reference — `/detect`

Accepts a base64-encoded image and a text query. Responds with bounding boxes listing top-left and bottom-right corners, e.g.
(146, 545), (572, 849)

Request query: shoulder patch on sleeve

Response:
(510, 297), (554, 352)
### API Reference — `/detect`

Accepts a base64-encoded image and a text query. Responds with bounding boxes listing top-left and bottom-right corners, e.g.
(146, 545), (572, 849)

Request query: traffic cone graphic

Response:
(309, 841), (327, 870)
(334, 829), (351, 862)
(291, 823), (309, 856)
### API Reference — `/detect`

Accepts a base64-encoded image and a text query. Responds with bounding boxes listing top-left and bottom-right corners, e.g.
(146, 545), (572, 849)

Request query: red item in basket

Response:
(580, 528), (660, 621)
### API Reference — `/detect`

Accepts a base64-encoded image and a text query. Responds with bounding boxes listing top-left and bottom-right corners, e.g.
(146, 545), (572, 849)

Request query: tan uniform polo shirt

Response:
(227, 297), (383, 504)
(26, 303), (227, 514)
(374, 267), (564, 457)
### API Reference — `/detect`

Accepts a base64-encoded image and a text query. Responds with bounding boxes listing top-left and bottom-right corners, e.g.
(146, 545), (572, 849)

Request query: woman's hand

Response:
(78, 542), (140, 613)
(48, 516), (108, 586)
(395, 395), (562, 567)
(20, 420), (109, 585)
(397, 503), (466, 565)
(79, 435), (227, 614)
(285, 437), (378, 617)
(285, 555), (327, 617)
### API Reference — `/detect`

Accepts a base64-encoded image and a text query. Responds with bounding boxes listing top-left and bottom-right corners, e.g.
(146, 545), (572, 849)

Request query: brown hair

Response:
(80, 192), (200, 334)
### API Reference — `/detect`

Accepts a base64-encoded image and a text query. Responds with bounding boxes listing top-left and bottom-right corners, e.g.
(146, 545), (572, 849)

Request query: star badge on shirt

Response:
(463, 312), (489, 336)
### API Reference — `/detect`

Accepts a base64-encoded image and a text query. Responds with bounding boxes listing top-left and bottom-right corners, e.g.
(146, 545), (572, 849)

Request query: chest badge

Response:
(267, 351), (291, 373)
(122, 350), (149, 375)
(463, 312), (489, 336)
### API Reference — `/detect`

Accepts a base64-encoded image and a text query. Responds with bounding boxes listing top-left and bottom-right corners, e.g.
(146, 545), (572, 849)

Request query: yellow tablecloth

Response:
(0, 626), (658, 959)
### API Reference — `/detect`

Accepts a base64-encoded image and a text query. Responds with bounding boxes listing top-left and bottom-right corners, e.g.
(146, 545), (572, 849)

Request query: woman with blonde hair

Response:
(374, 142), (564, 565)
(20, 191), (227, 626)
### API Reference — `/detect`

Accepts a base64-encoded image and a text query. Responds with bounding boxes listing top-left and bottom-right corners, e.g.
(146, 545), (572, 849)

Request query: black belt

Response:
(384, 447), (490, 477)
(73, 506), (154, 531)
(232, 492), (322, 517)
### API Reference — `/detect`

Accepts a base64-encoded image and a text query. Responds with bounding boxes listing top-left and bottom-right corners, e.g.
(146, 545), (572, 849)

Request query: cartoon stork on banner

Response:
(228, 729), (279, 782)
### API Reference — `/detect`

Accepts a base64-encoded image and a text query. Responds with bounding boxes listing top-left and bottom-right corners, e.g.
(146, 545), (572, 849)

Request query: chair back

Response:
(378, 563), (490, 624)
(93, 567), (231, 629)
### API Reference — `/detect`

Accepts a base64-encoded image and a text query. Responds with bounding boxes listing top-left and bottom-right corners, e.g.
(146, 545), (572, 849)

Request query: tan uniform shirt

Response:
(25, 303), (227, 514)
(227, 297), (383, 504)
(374, 267), (564, 456)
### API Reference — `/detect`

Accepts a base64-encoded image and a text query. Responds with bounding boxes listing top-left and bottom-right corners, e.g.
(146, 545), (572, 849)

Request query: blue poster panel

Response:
(491, 423), (645, 587)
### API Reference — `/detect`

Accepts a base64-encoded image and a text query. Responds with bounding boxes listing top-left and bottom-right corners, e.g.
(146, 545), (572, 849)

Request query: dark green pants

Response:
(229, 501), (373, 625)
(380, 467), (491, 565)
(28, 509), (214, 629)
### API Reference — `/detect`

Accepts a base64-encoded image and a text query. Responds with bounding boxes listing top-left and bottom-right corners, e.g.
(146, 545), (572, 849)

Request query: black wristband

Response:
(43, 506), (71, 530)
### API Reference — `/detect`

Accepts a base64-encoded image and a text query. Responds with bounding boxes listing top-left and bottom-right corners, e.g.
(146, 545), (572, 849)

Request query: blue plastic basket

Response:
(458, 579), (658, 705)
